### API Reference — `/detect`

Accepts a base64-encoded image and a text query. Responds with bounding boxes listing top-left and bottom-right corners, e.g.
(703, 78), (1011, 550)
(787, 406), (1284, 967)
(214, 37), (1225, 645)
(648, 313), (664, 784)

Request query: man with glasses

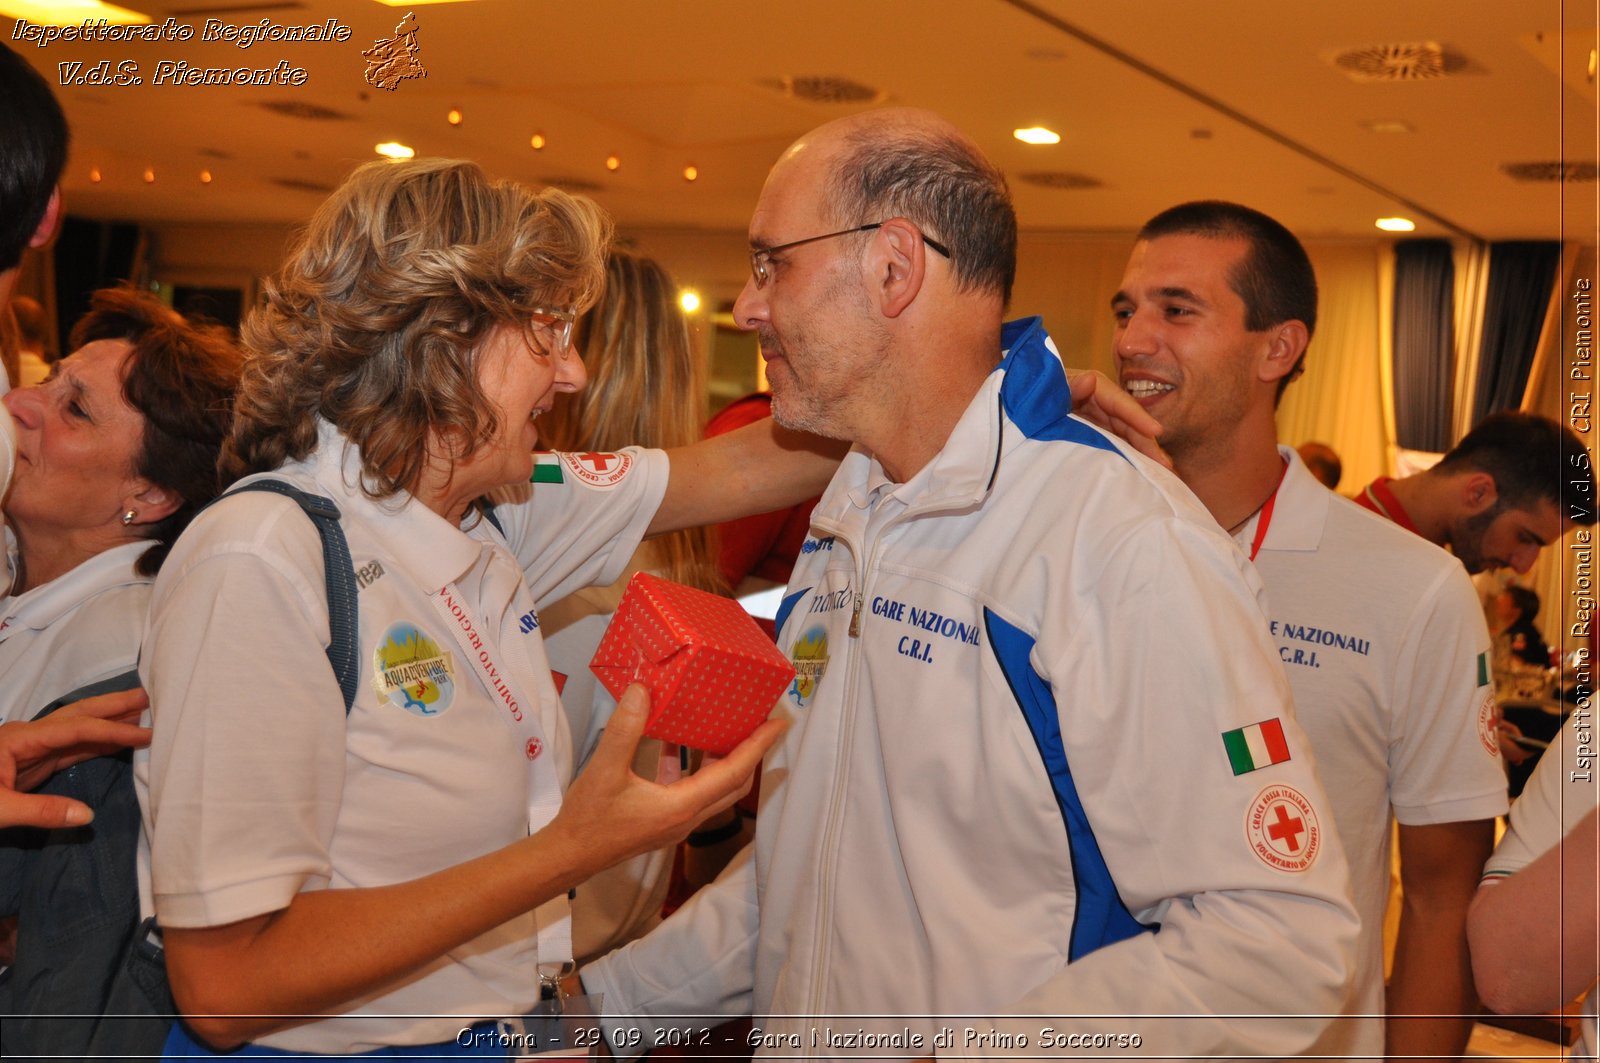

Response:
(581, 109), (1357, 1058)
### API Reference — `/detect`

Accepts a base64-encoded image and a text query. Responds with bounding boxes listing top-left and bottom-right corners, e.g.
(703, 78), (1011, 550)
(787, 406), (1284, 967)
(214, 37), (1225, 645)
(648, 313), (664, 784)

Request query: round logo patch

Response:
(1245, 784), (1322, 873)
(561, 451), (632, 488)
(1478, 691), (1500, 758)
(525, 737), (544, 760)
(372, 621), (457, 717)
(788, 624), (830, 710)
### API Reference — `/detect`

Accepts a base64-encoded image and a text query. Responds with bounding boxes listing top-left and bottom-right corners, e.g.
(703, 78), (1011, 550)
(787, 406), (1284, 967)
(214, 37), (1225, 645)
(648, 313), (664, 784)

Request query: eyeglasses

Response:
(748, 222), (951, 289)
(529, 306), (578, 360)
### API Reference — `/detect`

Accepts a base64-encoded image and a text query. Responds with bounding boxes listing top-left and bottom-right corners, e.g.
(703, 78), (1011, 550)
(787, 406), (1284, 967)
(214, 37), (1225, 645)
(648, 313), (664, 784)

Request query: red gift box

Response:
(589, 572), (795, 755)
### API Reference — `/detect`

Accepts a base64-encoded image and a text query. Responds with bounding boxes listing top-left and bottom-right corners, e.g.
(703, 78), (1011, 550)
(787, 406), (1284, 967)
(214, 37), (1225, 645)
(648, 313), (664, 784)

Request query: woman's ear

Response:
(126, 482), (181, 526)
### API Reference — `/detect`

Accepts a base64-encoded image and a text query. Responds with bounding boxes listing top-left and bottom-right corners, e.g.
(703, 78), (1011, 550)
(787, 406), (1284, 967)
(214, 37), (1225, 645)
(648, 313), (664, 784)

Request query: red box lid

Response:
(589, 572), (795, 755)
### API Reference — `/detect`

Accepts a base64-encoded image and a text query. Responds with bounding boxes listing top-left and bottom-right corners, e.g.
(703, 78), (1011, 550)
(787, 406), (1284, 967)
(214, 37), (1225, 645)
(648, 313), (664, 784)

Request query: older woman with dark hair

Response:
(138, 159), (816, 1059)
(0, 288), (242, 718)
(0, 287), (242, 1058)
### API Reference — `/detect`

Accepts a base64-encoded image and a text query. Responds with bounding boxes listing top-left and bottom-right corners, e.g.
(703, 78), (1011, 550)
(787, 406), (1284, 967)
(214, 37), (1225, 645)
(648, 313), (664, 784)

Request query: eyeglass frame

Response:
(528, 306), (578, 360)
(748, 221), (951, 290)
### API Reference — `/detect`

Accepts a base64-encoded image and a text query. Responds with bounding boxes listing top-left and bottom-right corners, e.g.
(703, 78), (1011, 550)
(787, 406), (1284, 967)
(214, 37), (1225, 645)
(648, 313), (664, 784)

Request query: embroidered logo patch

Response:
(1245, 784), (1322, 873)
(561, 450), (632, 488)
(1478, 690), (1500, 758)
(788, 624), (829, 710)
(1222, 718), (1291, 775)
(372, 620), (456, 717)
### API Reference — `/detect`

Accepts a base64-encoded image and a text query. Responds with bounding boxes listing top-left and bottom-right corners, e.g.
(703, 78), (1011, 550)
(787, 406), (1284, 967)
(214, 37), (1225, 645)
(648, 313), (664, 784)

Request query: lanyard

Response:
(1245, 459), (1290, 562)
(428, 578), (571, 967)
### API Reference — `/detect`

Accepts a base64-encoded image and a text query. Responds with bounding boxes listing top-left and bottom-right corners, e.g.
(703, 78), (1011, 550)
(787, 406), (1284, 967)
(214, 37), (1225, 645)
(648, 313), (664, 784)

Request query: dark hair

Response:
(70, 288), (245, 575)
(1435, 411), (1596, 526)
(827, 124), (1017, 306)
(1138, 200), (1317, 402)
(1504, 584), (1540, 622)
(0, 43), (68, 273)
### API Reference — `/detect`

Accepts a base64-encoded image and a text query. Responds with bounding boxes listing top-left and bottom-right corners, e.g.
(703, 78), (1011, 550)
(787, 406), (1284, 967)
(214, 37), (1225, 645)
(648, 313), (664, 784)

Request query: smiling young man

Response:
(1355, 411), (1594, 575)
(580, 113), (1358, 1060)
(1114, 200), (1508, 1063)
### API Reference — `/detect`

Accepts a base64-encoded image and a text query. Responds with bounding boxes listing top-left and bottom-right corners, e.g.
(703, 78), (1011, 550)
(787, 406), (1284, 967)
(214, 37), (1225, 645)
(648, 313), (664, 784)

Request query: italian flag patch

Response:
(1477, 651), (1490, 687)
(531, 452), (565, 484)
(1223, 718), (1291, 775)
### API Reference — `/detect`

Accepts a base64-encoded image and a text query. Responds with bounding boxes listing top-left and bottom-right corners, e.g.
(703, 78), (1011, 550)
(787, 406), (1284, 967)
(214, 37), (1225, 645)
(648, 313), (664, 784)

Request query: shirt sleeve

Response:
(489, 448), (668, 608)
(1389, 563), (1509, 825)
(954, 515), (1360, 1059)
(141, 496), (346, 928)
(1485, 727), (1600, 882)
(583, 845), (760, 1058)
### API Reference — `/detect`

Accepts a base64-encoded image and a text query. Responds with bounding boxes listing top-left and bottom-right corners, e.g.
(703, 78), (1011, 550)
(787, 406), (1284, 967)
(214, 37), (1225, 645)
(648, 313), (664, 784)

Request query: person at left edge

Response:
(138, 157), (1158, 1058)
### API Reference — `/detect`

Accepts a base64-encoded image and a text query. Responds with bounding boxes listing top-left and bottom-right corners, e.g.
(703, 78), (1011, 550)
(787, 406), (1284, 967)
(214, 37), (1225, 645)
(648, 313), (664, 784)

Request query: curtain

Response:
(1390, 240), (1457, 453)
(1451, 242), (1492, 440)
(1471, 241), (1563, 421)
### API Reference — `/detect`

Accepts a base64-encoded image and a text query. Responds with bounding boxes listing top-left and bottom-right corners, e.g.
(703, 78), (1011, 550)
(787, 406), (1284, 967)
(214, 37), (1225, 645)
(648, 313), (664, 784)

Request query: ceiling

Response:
(8, 0), (1598, 242)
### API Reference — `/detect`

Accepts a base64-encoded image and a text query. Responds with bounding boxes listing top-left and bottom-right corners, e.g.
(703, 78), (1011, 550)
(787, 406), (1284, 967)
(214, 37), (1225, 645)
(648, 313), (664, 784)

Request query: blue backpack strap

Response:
(481, 500), (505, 536)
(222, 480), (360, 715)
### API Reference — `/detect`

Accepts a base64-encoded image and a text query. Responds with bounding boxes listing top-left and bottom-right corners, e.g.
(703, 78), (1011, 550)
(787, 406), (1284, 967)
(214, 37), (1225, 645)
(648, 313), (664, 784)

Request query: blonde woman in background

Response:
(537, 250), (727, 964)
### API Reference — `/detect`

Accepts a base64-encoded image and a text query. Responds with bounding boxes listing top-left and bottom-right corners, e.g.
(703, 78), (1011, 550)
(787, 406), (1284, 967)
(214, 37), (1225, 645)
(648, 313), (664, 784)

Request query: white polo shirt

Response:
(139, 422), (666, 1054)
(0, 539), (150, 723)
(1235, 447), (1508, 1056)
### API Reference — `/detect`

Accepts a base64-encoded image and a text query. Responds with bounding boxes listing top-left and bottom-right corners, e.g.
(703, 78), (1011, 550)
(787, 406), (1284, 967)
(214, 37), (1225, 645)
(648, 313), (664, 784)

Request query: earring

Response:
(122, 510), (137, 526)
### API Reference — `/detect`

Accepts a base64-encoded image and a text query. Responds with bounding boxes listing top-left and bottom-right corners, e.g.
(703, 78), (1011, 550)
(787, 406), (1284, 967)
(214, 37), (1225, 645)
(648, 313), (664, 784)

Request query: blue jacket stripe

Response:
(982, 607), (1153, 961)
(998, 316), (1125, 460)
(774, 586), (811, 642)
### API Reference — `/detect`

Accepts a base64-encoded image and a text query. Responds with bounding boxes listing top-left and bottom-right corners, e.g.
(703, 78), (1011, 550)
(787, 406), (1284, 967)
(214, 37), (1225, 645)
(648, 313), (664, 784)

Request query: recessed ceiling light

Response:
(530, 133), (546, 150)
(371, 0), (474, 6)
(1362, 119), (1415, 134)
(682, 165), (698, 182)
(447, 108), (463, 126)
(0, 0), (148, 26)
(1013, 127), (1061, 145)
(199, 170), (213, 184)
(142, 167), (155, 183)
(679, 289), (702, 314)
(605, 155), (621, 172)
(1375, 217), (1416, 232)
(375, 142), (415, 159)
(88, 168), (102, 183)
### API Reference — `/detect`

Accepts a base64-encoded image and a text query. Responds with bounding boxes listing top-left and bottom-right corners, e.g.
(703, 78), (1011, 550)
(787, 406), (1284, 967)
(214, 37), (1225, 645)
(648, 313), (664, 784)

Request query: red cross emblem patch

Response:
(525, 738), (543, 760)
(560, 450), (633, 489)
(1245, 784), (1321, 873)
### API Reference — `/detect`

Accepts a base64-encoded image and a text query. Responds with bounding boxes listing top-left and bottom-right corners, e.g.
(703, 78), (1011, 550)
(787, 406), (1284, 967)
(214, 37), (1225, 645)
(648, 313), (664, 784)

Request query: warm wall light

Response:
(375, 142), (415, 159)
(199, 170), (213, 184)
(447, 108), (463, 126)
(142, 167), (155, 183)
(1013, 127), (1061, 145)
(682, 164), (698, 182)
(0, 0), (149, 26)
(679, 289), (701, 314)
(530, 132), (546, 150)
(1375, 217), (1416, 232)
(605, 155), (621, 172)
(88, 168), (102, 183)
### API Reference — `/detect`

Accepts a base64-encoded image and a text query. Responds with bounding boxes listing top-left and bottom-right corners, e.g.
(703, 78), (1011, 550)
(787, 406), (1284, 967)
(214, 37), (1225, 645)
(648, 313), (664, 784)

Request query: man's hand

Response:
(0, 688), (152, 828)
(1065, 369), (1170, 468)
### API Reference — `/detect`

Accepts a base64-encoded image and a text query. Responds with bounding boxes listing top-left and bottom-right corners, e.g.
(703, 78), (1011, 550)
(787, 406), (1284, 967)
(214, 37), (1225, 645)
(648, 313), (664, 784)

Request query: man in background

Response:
(1355, 411), (1594, 575)
(0, 42), (68, 388)
(1113, 200), (1507, 1062)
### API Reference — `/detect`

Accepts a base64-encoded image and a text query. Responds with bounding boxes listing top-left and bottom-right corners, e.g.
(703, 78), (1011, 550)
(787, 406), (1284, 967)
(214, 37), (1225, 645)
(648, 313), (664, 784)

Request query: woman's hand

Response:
(550, 684), (785, 878)
(0, 688), (151, 827)
(1064, 369), (1170, 468)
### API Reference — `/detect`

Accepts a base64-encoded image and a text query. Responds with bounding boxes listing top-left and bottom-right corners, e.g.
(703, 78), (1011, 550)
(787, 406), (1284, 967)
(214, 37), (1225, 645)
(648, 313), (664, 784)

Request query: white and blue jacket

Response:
(588, 318), (1357, 1058)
